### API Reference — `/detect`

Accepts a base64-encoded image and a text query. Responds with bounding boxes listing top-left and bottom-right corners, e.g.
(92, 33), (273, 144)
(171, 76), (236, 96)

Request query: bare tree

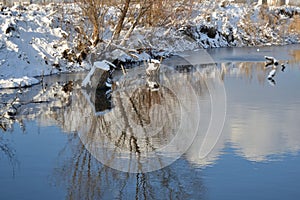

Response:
(132, 0), (194, 28)
(75, 0), (108, 46)
(120, 0), (154, 46)
(112, 0), (131, 40)
(73, 0), (195, 49)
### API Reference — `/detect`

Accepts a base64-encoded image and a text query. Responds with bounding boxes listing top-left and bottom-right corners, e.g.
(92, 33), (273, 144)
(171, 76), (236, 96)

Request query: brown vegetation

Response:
(73, 0), (195, 47)
(74, 0), (109, 46)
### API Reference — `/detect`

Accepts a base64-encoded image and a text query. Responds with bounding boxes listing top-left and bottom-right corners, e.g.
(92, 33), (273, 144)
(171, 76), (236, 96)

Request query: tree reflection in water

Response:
(0, 134), (18, 175)
(50, 64), (212, 199)
(54, 135), (205, 200)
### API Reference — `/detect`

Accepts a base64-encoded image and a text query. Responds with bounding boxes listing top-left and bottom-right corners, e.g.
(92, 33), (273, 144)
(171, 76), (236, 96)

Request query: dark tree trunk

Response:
(92, 24), (100, 46)
(112, 0), (131, 40)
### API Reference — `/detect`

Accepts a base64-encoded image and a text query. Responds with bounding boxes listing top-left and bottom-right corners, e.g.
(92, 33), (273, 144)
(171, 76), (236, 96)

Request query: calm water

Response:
(1, 45), (300, 199)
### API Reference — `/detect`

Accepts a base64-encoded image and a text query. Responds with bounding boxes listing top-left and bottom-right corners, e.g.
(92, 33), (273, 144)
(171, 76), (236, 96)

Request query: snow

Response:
(146, 59), (161, 75)
(94, 60), (115, 71)
(149, 59), (161, 64)
(267, 68), (277, 79)
(0, 2), (299, 82)
(81, 60), (115, 88)
(0, 3), (90, 80)
(0, 76), (40, 89)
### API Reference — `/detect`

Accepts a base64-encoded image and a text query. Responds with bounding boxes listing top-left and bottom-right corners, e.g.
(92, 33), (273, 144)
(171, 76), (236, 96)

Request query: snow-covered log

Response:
(81, 60), (115, 89)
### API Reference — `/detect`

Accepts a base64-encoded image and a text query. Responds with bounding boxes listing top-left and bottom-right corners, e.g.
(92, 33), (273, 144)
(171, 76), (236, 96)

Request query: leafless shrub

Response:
(74, 0), (109, 46)
(288, 15), (300, 35)
(138, 0), (195, 27)
(111, 0), (131, 40)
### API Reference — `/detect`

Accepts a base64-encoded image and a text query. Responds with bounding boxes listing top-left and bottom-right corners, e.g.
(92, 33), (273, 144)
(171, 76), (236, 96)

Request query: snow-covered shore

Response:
(0, 2), (299, 88)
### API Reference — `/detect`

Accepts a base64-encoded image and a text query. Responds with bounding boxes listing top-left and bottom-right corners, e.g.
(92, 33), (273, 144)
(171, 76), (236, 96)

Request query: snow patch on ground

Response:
(0, 76), (40, 89)
(0, 4), (90, 80)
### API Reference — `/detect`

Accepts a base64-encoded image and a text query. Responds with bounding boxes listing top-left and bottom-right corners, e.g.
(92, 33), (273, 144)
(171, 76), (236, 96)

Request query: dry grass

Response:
(288, 15), (300, 34)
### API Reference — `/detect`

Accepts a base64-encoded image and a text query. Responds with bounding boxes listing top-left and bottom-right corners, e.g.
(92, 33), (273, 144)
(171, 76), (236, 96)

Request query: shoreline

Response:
(0, 2), (299, 88)
(1, 43), (299, 89)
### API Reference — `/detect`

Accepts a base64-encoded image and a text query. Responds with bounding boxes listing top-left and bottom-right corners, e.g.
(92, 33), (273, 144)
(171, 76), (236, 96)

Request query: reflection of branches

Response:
(0, 135), (18, 176)
(0, 138), (15, 160)
(45, 67), (209, 199)
(54, 135), (205, 200)
(128, 88), (162, 127)
(53, 125), (203, 199)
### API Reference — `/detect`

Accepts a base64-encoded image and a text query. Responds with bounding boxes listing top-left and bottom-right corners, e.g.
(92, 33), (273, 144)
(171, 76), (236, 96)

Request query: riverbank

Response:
(0, 2), (299, 88)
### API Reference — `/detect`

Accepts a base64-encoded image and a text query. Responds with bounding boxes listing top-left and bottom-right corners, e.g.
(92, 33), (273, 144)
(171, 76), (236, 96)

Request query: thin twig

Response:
(121, 64), (127, 75)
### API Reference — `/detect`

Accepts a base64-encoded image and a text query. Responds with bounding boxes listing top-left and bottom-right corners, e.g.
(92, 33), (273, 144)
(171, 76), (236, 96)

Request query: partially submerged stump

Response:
(82, 60), (116, 115)
(82, 60), (115, 89)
